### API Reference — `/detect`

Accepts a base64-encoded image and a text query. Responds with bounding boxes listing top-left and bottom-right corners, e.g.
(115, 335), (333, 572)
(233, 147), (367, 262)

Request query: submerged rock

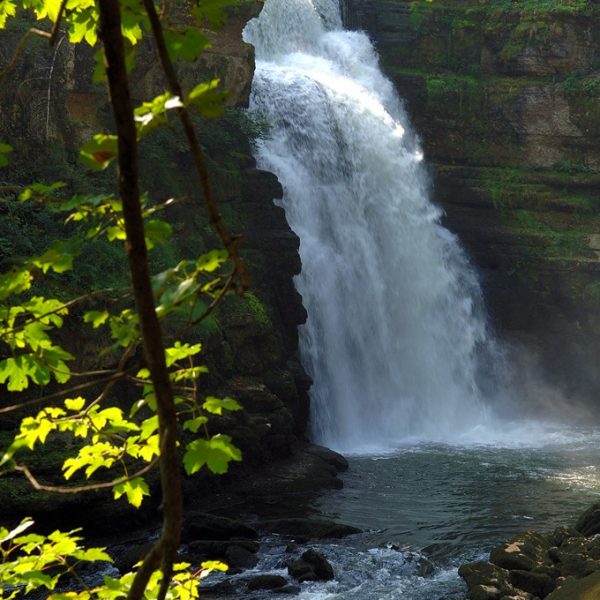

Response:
(246, 574), (288, 591)
(259, 517), (361, 540)
(181, 512), (258, 542)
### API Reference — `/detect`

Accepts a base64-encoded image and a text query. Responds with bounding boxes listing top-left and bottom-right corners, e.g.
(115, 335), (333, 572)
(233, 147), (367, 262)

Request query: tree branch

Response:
(49, 0), (68, 46)
(14, 458), (158, 494)
(0, 28), (51, 84)
(141, 0), (249, 293)
(97, 2), (182, 599)
(0, 367), (137, 414)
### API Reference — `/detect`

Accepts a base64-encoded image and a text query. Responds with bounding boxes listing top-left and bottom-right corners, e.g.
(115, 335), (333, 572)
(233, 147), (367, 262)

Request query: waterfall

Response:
(244, 0), (497, 453)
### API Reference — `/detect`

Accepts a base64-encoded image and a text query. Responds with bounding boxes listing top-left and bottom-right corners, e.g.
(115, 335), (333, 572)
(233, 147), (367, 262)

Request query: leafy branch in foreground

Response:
(0, 0), (251, 598)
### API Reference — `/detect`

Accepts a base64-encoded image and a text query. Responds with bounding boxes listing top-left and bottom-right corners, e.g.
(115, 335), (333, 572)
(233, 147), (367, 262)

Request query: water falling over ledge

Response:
(244, 0), (498, 453)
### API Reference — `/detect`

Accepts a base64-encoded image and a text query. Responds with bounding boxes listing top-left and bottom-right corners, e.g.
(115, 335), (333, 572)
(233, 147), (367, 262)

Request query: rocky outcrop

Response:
(0, 3), (263, 150)
(344, 0), (600, 405)
(459, 503), (600, 600)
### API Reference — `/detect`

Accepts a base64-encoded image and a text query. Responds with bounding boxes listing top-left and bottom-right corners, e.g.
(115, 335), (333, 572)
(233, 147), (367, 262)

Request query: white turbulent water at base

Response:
(244, 0), (498, 453)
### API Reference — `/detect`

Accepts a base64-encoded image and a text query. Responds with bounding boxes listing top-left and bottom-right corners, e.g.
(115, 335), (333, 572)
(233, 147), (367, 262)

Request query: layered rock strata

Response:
(344, 0), (600, 405)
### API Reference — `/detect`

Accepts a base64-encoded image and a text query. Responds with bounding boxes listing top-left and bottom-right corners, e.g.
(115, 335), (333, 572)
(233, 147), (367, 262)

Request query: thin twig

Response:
(14, 457), (158, 494)
(191, 271), (235, 325)
(0, 26), (58, 83)
(4, 286), (128, 336)
(83, 345), (138, 414)
(0, 367), (137, 414)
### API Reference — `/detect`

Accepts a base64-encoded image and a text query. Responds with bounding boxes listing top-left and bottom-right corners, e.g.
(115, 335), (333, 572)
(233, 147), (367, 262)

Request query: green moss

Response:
(217, 292), (272, 330)
(244, 292), (272, 328)
(490, 0), (594, 14)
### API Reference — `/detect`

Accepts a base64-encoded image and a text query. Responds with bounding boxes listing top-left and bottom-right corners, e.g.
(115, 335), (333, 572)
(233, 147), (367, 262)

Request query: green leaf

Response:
(30, 238), (81, 274)
(34, 0), (62, 21)
(113, 477), (149, 508)
(0, 356), (33, 391)
(187, 78), (218, 102)
(196, 249), (228, 272)
(62, 441), (120, 479)
(182, 416), (208, 433)
(74, 547), (113, 563)
(0, 267), (33, 300)
(80, 134), (118, 171)
(164, 28), (210, 62)
(106, 225), (126, 241)
(200, 560), (228, 574)
(83, 310), (110, 328)
(0, 1), (16, 28)
(144, 219), (172, 248)
(0, 142), (13, 167)
(183, 434), (241, 475)
(202, 396), (242, 415)
(192, 0), (236, 27)
(68, 6), (98, 46)
(165, 341), (202, 367)
(0, 518), (34, 543)
(121, 9), (143, 45)
(134, 92), (182, 139)
(186, 79), (228, 119)
(64, 397), (85, 412)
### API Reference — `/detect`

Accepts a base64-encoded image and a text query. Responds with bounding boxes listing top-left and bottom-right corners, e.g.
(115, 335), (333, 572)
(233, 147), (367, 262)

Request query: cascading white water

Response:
(244, 0), (497, 453)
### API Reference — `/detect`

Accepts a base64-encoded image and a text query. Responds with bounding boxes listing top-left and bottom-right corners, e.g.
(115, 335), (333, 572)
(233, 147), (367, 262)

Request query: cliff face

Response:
(344, 0), (600, 402)
(0, 2), (310, 470)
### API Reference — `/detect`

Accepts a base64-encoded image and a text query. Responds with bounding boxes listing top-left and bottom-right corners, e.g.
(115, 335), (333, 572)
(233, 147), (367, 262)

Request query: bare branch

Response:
(0, 367), (137, 414)
(141, 0), (250, 293)
(0, 24), (61, 84)
(191, 271), (235, 326)
(14, 457), (158, 494)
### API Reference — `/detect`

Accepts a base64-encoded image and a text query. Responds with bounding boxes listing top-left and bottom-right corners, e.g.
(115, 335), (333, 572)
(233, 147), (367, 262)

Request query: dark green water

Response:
(239, 425), (600, 599)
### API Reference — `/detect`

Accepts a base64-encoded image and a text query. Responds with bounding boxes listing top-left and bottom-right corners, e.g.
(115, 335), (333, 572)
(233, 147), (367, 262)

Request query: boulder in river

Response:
(544, 570), (600, 599)
(460, 502), (600, 600)
(288, 549), (334, 582)
(181, 512), (258, 542)
(490, 531), (551, 572)
(574, 502), (600, 537)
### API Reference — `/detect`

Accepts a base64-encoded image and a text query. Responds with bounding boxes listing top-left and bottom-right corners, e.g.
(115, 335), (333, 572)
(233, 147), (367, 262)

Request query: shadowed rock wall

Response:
(0, 2), (313, 526)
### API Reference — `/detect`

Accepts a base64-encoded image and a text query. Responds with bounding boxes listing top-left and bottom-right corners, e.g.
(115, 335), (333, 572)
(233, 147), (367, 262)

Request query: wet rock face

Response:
(0, 3), (314, 530)
(344, 0), (600, 405)
(460, 503), (600, 600)
(574, 502), (600, 537)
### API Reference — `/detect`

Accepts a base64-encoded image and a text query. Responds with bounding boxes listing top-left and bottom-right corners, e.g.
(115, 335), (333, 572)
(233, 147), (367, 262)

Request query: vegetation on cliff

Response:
(0, 0), (272, 598)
